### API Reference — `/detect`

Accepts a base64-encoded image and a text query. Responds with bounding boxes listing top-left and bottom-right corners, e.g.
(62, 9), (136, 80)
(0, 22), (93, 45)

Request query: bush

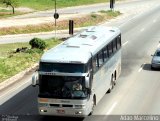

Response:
(91, 14), (97, 18)
(29, 38), (47, 50)
(25, 48), (43, 54)
(15, 47), (28, 53)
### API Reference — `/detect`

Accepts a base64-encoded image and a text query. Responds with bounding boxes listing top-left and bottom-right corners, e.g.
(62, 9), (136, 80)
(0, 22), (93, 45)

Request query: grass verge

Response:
(0, 38), (62, 82)
(0, 10), (121, 35)
(0, 9), (31, 18)
(19, 0), (122, 10)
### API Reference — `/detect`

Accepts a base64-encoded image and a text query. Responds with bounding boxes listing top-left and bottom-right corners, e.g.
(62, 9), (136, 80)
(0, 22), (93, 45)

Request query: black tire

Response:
(151, 65), (154, 70)
(114, 71), (116, 86)
(113, 81), (116, 86)
(89, 96), (96, 116)
(107, 76), (114, 93)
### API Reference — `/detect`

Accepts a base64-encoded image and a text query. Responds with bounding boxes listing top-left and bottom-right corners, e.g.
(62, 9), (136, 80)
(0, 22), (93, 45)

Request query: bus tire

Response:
(89, 95), (96, 116)
(151, 65), (154, 70)
(114, 71), (116, 86)
(107, 75), (114, 93)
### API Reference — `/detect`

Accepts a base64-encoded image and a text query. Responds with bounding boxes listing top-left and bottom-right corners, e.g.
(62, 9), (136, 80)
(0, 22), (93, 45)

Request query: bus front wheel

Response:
(89, 96), (96, 116)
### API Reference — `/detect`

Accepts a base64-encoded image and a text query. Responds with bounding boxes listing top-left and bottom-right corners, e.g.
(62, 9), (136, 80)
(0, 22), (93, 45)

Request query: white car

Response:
(151, 48), (160, 69)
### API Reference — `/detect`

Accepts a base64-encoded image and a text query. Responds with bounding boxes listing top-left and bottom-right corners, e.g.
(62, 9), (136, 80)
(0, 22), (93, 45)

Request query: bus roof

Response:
(40, 26), (121, 64)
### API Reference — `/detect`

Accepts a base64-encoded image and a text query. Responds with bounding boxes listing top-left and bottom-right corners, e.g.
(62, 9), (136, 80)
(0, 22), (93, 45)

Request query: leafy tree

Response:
(0, 0), (19, 14)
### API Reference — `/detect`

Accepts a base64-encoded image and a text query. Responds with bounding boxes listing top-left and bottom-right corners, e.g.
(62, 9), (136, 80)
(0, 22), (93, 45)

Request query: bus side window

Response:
(103, 46), (109, 62)
(98, 50), (103, 67)
(113, 39), (117, 53)
(86, 60), (92, 72)
(108, 42), (113, 57)
(93, 56), (98, 73)
(117, 35), (121, 49)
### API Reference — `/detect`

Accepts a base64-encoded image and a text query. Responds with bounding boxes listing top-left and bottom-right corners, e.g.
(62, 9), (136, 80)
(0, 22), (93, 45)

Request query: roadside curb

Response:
(0, 63), (38, 91)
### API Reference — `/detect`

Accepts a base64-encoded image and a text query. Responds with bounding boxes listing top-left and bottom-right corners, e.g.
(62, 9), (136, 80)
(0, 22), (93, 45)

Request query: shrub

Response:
(29, 38), (47, 50)
(15, 47), (28, 53)
(26, 48), (43, 54)
(91, 14), (97, 18)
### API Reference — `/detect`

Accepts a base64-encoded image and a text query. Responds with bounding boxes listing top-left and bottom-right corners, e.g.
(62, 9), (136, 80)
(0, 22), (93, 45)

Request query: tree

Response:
(0, 0), (19, 14)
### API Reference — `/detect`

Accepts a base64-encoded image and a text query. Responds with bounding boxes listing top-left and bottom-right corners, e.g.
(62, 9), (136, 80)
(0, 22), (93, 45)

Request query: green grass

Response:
(0, 0), (122, 18)
(0, 10), (121, 35)
(18, 0), (122, 10)
(0, 12), (25, 18)
(100, 10), (121, 17)
(0, 38), (62, 82)
(0, 9), (30, 18)
(0, 9), (11, 12)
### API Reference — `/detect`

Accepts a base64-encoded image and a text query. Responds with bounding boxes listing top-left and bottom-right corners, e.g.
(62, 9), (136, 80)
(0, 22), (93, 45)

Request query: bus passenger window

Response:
(117, 35), (121, 49)
(87, 60), (92, 72)
(108, 42), (113, 57)
(103, 47), (108, 61)
(113, 39), (117, 52)
(98, 51), (103, 67)
(93, 56), (98, 73)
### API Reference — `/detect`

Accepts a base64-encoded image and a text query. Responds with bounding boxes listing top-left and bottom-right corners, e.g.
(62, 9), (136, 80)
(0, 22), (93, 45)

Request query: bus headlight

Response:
(75, 111), (82, 115)
(75, 105), (85, 109)
(40, 109), (47, 112)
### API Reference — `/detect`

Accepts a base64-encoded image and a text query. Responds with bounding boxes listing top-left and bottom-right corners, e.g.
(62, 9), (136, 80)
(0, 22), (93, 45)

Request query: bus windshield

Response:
(39, 62), (86, 73)
(39, 75), (88, 99)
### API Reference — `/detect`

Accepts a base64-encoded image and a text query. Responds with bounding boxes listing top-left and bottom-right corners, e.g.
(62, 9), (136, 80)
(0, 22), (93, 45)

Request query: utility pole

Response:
(110, 0), (115, 11)
(53, 0), (59, 40)
(69, 20), (74, 35)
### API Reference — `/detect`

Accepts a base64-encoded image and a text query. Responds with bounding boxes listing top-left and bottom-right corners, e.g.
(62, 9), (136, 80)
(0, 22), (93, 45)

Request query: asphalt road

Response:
(0, 1), (160, 121)
(93, 4), (160, 115)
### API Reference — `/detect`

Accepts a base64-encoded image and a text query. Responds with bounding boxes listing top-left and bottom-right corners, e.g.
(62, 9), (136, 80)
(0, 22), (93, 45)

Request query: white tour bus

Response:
(32, 26), (121, 117)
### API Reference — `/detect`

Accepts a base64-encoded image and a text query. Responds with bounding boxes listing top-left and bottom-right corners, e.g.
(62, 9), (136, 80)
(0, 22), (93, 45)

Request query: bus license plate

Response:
(57, 109), (65, 114)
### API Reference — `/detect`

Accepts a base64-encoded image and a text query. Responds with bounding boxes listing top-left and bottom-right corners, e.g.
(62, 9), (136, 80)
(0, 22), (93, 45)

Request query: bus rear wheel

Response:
(114, 71), (116, 85)
(107, 76), (114, 93)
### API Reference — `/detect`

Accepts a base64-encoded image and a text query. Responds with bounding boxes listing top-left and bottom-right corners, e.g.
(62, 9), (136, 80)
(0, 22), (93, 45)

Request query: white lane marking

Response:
(0, 81), (30, 98)
(118, 9), (146, 28)
(122, 41), (128, 46)
(138, 68), (142, 72)
(140, 28), (145, 32)
(138, 63), (145, 72)
(106, 102), (117, 115)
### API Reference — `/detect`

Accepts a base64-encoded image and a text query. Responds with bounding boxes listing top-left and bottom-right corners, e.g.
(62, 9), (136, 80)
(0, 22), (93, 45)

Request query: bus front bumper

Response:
(39, 107), (90, 117)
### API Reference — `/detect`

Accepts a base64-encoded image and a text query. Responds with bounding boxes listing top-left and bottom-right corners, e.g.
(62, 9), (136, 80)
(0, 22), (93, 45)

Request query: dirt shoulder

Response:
(0, 13), (87, 28)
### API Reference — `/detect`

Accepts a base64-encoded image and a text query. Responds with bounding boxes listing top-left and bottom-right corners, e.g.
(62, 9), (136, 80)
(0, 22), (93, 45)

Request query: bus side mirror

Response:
(85, 76), (90, 89)
(32, 72), (38, 87)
